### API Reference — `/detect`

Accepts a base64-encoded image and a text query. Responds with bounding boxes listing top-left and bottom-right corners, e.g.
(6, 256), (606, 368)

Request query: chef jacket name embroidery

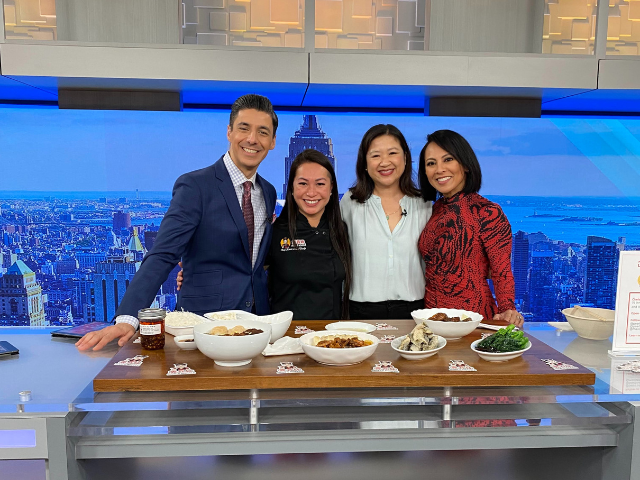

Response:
(280, 237), (307, 251)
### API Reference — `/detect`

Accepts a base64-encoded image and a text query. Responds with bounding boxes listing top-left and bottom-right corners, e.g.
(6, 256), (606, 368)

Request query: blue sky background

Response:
(1, 105), (640, 198)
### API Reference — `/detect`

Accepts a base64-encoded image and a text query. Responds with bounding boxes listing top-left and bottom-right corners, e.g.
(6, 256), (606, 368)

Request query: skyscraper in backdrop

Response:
(512, 230), (530, 311)
(113, 211), (131, 232)
(92, 258), (138, 322)
(585, 236), (620, 309)
(528, 250), (555, 320)
(282, 115), (336, 198)
(0, 260), (46, 326)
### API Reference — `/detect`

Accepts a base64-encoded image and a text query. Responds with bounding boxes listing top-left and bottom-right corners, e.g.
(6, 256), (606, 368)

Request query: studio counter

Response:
(1, 324), (639, 480)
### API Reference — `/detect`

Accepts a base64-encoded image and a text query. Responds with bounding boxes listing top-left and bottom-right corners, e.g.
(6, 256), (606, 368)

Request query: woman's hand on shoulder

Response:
(176, 261), (183, 291)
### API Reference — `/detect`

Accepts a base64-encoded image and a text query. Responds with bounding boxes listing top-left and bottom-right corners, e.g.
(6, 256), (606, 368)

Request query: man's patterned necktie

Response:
(242, 181), (254, 264)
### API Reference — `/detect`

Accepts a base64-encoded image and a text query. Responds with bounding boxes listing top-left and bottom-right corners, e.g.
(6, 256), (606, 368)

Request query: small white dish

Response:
(325, 321), (376, 334)
(548, 322), (574, 332)
(478, 323), (519, 332)
(204, 310), (293, 342)
(173, 334), (197, 350)
(412, 308), (483, 340)
(166, 325), (196, 337)
(470, 339), (531, 362)
(299, 330), (379, 366)
(391, 335), (447, 360)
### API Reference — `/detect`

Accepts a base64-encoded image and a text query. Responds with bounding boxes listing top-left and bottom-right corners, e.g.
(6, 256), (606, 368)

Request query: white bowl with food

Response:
(173, 334), (197, 350)
(411, 308), (483, 339)
(204, 309), (293, 342)
(325, 321), (376, 334)
(470, 339), (532, 362)
(193, 319), (271, 367)
(561, 306), (614, 340)
(299, 330), (379, 366)
(391, 334), (446, 360)
(164, 310), (210, 336)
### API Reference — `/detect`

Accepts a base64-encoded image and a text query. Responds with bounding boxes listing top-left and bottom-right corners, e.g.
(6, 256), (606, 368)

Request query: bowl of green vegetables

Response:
(470, 325), (531, 362)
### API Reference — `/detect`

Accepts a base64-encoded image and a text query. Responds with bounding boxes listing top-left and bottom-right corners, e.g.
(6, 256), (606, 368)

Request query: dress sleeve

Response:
(478, 202), (516, 313)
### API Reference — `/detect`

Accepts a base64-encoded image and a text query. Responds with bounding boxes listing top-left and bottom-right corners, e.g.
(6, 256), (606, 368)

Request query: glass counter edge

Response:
(2, 393), (640, 413)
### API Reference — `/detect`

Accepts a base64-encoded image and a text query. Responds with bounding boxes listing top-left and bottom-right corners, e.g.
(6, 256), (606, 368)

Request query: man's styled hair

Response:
(229, 94), (279, 135)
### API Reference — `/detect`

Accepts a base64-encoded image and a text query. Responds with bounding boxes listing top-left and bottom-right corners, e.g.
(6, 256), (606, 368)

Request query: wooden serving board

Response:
(93, 320), (595, 392)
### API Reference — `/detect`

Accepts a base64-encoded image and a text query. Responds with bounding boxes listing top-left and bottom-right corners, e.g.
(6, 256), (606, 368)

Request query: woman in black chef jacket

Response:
(177, 149), (352, 320)
(268, 149), (352, 319)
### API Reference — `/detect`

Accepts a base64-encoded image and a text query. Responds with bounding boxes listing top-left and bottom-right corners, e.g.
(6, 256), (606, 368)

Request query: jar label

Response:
(140, 324), (162, 336)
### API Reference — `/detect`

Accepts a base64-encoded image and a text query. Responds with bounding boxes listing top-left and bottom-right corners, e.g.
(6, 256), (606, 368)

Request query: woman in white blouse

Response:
(340, 124), (432, 320)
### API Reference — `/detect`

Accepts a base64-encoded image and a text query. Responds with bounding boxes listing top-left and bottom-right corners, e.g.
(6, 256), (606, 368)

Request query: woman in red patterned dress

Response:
(417, 130), (523, 327)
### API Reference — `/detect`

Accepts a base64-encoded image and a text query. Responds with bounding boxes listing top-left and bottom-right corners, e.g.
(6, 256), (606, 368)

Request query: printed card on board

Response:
(612, 251), (640, 354)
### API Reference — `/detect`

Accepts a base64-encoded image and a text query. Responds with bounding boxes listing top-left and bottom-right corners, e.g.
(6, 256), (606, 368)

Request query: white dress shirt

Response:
(340, 192), (432, 303)
(116, 153), (268, 330)
(222, 152), (268, 268)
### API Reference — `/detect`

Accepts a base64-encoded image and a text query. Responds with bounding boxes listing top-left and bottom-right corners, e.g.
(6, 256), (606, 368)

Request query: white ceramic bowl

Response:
(193, 319), (271, 367)
(391, 334), (447, 360)
(173, 334), (197, 350)
(470, 338), (531, 362)
(325, 321), (376, 333)
(411, 308), (483, 339)
(561, 307), (614, 340)
(204, 310), (293, 342)
(299, 330), (379, 366)
(164, 313), (211, 336)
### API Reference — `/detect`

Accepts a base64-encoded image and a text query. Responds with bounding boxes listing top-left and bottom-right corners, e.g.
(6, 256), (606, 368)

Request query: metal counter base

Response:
(74, 426), (619, 458)
(61, 402), (634, 480)
(67, 447), (617, 480)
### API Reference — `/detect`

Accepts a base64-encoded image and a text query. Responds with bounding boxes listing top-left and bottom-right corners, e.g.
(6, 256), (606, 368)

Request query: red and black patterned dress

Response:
(418, 192), (515, 321)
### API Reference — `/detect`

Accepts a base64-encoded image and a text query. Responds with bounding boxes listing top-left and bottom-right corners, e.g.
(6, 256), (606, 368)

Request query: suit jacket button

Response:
(245, 301), (252, 307)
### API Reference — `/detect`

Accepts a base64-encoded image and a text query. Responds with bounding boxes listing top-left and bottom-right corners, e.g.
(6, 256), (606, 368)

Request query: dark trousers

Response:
(349, 299), (424, 321)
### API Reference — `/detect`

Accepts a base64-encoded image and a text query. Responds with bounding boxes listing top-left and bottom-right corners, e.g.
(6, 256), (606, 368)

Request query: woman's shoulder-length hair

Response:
(418, 129), (482, 202)
(350, 124), (421, 203)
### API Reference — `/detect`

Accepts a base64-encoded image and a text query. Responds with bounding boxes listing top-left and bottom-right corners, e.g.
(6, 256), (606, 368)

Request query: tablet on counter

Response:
(0, 341), (19, 356)
(50, 322), (111, 339)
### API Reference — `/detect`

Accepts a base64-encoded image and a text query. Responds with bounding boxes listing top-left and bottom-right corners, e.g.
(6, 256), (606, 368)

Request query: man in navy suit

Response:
(77, 94), (278, 351)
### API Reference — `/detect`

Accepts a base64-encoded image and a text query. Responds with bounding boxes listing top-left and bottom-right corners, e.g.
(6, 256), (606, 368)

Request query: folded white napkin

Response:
(262, 336), (304, 356)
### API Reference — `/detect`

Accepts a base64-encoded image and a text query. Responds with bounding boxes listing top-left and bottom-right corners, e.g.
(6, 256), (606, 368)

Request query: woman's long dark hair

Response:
(350, 124), (421, 203)
(418, 129), (482, 201)
(284, 149), (352, 319)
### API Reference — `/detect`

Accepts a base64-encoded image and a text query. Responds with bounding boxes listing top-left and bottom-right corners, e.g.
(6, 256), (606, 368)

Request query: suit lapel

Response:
(254, 174), (274, 273)
(214, 157), (251, 261)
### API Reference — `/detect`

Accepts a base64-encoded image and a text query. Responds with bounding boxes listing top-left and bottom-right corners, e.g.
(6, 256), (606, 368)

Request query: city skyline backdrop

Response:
(1, 106), (640, 327)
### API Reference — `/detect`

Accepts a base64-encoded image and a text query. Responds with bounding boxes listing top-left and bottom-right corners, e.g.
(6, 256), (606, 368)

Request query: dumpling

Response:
(209, 325), (228, 336)
(399, 336), (411, 351)
(229, 325), (245, 335)
(426, 335), (439, 350)
(410, 324), (428, 347)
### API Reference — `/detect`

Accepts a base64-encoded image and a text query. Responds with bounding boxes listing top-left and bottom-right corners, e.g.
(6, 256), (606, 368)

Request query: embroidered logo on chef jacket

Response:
(280, 237), (306, 251)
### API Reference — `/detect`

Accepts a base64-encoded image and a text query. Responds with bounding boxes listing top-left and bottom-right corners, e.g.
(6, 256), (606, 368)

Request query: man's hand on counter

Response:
(493, 310), (525, 328)
(75, 323), (136, 351)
